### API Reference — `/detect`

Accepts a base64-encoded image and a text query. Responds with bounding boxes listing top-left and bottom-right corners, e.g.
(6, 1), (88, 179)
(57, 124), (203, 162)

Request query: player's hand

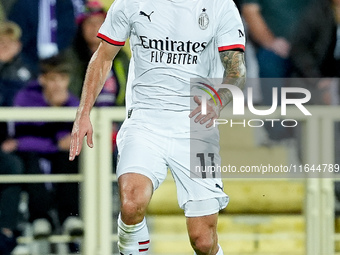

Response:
(69, 114), (93, 161)
(189, 95), (221, 128)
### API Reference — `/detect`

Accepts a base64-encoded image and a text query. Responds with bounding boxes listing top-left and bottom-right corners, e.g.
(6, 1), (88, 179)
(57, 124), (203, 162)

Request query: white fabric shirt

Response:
(98, 0), (245, 112)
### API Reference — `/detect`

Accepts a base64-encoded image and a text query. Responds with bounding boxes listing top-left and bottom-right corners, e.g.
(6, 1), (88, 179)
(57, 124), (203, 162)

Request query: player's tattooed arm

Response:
(189, 50), (246, 127)
(217, 50), (246, 110)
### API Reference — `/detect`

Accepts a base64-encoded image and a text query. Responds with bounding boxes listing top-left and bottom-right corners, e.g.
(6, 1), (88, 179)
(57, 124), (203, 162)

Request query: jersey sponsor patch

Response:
(139, 35), (207, 65)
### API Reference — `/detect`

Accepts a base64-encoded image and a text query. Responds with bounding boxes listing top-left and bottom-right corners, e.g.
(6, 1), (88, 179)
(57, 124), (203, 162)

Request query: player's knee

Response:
(120, 189), (148, 224)
(189, 233), (215, 254)
(121, 198), (145, 215)
(118, 173), (153, 224)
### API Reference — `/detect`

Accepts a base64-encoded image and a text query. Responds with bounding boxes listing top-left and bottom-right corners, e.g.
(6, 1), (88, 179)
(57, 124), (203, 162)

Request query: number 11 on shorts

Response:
(196, 153), (216, 178)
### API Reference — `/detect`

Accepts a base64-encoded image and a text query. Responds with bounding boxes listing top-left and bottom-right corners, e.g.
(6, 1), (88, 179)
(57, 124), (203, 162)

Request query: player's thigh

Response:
(117, 122), (168, 221)
(116, 122), (168, 191)
(168, 136), (229, 214)
(117, 136), (168, 223)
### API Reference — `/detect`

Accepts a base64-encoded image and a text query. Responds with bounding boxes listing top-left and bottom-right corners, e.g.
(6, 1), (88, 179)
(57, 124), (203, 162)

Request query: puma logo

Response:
(215, 183), (223, 191)
(139, 11), (154, 22)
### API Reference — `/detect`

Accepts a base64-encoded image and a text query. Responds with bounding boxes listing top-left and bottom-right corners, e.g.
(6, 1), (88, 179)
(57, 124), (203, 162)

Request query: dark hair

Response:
(73, 24), (93, 64)
(40, 52), (72, 74)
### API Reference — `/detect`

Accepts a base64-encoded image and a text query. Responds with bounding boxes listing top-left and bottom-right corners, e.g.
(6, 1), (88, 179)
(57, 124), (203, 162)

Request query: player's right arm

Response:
(69, 41), (122, 161)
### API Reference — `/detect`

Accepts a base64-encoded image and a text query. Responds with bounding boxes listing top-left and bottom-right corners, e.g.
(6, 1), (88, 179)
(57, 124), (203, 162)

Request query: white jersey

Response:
(98, 0), (245, 112)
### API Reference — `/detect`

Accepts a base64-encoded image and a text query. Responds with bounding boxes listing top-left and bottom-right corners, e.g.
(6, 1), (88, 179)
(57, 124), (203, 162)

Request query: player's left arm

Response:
(190, 50), (246, 128)
(217, 50), (246, 107)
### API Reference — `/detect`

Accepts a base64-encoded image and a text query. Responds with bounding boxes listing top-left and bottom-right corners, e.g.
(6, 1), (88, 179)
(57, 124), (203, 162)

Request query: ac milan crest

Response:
(198, 8), (209, 30)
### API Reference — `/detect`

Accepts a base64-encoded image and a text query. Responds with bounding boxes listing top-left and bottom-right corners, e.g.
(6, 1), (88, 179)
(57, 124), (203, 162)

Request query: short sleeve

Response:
(97, 0), (130, 46)
(216, 0), (246, 52)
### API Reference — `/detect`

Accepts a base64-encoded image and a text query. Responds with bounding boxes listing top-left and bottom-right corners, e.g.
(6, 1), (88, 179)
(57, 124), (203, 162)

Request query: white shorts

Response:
(116, 109), (229, 217)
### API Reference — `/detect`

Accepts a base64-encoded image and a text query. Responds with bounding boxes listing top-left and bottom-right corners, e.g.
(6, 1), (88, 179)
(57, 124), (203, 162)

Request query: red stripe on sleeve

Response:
(97, 33), (125, 46)
(218, 44), (245, 52)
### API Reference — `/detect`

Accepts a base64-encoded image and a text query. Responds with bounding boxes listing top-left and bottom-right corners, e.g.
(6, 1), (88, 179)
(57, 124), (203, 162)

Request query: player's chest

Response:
(130, 1), (215, 43)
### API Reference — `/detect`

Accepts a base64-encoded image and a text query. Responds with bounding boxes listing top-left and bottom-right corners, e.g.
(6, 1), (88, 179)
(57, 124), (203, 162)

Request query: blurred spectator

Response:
(241, 0), (313, 80)
(1, 53), (82, 250)
(241, 0), (312, 141)
(0, 152), (24, 254)
(0, 21), (32, 107)
(0, 22), (33, 254)
(290, 0), (339, 105)
(70, 0), (129, 105)
(8, 0), (78, 76)
(0, 22), (44, 246)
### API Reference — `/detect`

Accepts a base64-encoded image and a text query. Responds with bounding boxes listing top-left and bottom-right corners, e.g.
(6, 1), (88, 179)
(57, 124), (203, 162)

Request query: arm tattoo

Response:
(217, 50), (246, 109)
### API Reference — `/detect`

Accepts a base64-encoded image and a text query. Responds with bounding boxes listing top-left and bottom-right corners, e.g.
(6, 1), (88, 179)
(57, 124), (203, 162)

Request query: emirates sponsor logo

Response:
(139, 36), (207, 65)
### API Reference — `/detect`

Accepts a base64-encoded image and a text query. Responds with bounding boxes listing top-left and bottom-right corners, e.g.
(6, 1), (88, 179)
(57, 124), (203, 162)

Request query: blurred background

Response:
(0, 0), (338, 254)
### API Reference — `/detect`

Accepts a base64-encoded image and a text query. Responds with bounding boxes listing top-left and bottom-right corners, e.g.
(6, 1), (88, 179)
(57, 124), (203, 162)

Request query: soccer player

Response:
(69, 0), (246, 254)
